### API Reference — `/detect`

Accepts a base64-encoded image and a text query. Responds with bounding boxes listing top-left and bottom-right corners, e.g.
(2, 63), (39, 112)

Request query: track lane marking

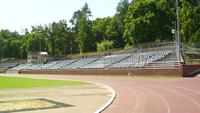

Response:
(125, 87), (140, 113)
(167, 85), (200, 95)
(150, 85), (200, 109)
(140, 86), (170, 113)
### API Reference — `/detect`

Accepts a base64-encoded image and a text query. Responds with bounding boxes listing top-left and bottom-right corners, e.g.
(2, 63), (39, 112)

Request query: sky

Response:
(0, 0), (127, 33)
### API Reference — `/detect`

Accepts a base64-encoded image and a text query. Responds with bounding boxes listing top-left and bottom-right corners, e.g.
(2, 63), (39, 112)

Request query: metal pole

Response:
(39, 38), (41, 52)
(175, 0), (181, 62)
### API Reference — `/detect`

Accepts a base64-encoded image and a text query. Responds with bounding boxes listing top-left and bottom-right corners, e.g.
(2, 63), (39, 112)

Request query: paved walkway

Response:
(17, 74), (200, 113)
(0, 74), (113, 113)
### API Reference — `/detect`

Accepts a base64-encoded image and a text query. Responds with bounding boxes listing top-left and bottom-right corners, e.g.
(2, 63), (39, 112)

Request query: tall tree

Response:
(115, 0), (129, 48)
(23, 26), (49, 53)
(92, 17), (110, 42)
(116, 0), (129, 33)
(123, 0), (175, 46)
(179, 0), (200, 42)
(0, 30), (22, 59)
(45, 23), (57, 57)
(55, 20), (72, 56)
(70, 3), (94, 54)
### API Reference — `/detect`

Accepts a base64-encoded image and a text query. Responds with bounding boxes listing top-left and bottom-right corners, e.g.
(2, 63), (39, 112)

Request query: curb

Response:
(94, 83), (116, 113)
(75, 79), (116, 113)
(2, 74), (116, 113)
(59, 78), (116, 113)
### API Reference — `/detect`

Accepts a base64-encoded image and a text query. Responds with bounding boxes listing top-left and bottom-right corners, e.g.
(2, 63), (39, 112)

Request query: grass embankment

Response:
(0, 76), (89, 89)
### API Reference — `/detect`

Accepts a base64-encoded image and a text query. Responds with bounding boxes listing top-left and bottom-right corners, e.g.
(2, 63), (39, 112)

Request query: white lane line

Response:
(167, 85), (200, 95)
(141, 86), (171, 113)
(125, 87), (140, 113)
(151, 85), (200, 109)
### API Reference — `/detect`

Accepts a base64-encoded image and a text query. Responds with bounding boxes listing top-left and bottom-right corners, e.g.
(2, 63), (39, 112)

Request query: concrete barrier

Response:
(19, 67), (182, 76)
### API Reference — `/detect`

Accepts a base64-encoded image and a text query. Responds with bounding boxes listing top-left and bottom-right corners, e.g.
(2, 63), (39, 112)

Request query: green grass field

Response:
(0, 76), (89, 89)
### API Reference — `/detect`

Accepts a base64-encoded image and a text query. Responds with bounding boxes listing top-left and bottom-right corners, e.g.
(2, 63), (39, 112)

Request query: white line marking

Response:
(141, 86), (171, 113)
(125, 87), (140, 113)
(168, 85), (200, 95)
(151, 85), (200, 109)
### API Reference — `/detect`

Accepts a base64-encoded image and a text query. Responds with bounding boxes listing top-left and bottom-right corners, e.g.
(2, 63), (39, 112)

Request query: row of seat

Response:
(0, 61), (18, 71)
(10, 49), (174, 71)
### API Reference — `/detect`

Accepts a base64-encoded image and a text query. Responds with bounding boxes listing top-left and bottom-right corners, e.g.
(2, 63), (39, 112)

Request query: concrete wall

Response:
(182, 64), (200, 76)
(20, 67), (182, 76)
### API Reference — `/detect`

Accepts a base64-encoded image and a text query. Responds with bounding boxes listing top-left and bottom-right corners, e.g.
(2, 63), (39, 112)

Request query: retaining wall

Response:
(20, 67), (182, 76)
(182, 64), (200, 76)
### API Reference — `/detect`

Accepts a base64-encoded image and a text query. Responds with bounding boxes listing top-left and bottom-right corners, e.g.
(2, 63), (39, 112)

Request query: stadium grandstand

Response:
(3, 41), (200, 76)
(0, 59), (25, 73)
(3, 42), (173, 70)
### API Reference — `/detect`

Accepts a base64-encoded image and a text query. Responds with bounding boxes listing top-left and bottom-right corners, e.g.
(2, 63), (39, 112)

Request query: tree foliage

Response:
(70, 3), (94, 54)
(180, 0), (200, 42)
(97, 40), (114, 52)
(0, 0), (199, 60)
(123, 0), (176, 46)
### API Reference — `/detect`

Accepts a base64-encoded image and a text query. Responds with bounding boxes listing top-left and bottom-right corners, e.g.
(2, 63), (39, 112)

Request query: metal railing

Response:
(182, 42), (200, 64)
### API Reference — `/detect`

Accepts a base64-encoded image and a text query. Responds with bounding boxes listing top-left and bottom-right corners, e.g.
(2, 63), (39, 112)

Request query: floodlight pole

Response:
(39, 38), (41, 52)
(175, 0), (181, 63)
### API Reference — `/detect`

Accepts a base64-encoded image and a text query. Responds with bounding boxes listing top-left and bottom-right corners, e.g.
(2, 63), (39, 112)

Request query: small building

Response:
(27, 52), (48, 64)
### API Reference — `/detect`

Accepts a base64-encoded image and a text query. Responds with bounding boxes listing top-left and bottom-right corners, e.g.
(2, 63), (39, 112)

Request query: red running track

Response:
(21, 75), (200, 113)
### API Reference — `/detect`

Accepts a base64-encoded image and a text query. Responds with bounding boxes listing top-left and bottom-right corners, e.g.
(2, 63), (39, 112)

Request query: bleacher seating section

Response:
(8, 49), (178, 72)
(0, 61), (18, 72)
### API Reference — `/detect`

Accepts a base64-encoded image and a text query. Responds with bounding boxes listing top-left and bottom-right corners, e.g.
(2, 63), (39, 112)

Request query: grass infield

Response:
(0, 76), (89, 89)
